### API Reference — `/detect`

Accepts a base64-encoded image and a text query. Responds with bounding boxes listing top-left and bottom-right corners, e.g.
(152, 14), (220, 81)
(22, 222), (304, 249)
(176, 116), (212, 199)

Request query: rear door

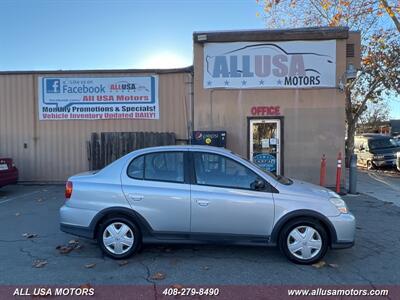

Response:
(189, 151), (275, 237)
(121, 151), (191, 233)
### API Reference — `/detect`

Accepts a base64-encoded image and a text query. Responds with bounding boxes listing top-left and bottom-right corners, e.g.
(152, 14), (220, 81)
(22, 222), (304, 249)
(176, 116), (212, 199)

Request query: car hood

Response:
(285, 179), (331, 199)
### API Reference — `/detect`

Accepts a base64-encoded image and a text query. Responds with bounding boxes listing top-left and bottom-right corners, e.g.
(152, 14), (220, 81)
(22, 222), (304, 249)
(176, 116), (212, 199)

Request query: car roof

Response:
(133, 145), (232, 153)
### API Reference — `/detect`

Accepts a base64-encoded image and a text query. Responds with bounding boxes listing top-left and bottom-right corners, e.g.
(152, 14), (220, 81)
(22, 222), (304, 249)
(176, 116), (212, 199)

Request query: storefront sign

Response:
(204, 40), (336, 89)
(38, 76), (159, 120)
(251, 106), (280, 116)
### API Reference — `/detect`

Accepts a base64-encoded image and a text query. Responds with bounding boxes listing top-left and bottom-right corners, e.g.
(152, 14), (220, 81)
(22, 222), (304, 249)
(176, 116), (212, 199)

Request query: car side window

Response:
(144, 152), (184, 183)
(193, 152), (263, 190)
(127, 156), (144, 179)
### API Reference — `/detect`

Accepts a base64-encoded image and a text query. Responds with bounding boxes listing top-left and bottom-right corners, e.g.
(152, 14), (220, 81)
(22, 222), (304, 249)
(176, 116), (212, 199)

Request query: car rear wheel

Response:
(279, 218), (328, 264)
(97, 217), (141, 259)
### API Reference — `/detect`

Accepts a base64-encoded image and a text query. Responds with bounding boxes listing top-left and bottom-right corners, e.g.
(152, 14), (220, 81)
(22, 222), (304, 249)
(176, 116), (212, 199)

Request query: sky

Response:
(0, 0), (399, 118)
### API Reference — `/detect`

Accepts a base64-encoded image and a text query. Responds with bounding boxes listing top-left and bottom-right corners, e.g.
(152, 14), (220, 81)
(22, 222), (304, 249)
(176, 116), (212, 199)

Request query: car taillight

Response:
(65, 181), (73, 199)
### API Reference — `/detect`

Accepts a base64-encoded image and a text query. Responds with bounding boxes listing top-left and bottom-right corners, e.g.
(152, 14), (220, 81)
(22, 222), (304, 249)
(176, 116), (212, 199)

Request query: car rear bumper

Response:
(328, 212), (356, 249)
(60, 204), (98, 239)
(60, 223), (94, 239)
(0, 168), (18, 187)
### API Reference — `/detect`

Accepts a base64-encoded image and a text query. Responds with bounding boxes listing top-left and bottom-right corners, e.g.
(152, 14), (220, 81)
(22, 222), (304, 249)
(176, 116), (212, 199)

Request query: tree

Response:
(257, 0), (400, 163)
(357, 101), (390, 133)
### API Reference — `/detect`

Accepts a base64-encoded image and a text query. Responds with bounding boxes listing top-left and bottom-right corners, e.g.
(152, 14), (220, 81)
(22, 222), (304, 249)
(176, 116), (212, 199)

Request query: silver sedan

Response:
(60, 145), (355, 264)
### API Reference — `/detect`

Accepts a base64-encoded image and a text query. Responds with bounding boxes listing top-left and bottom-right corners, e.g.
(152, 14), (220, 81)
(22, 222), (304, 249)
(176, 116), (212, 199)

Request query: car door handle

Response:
(196, 199), (209, 207)
(128, 194), (144, 201)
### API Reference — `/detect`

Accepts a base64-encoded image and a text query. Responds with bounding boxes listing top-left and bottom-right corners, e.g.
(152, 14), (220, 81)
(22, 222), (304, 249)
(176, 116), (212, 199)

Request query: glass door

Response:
(249, 119), (281, 175)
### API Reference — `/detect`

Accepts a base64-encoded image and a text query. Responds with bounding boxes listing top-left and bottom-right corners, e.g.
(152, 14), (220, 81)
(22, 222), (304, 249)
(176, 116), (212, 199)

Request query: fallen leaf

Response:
(15, 212), (20, 217)
(58, 245), (73, 254)
(312, 261), (326, 269)
(118, 260), (129, 267)
(79, 283), (92, 289)
(22, 233), (38, 239)
(328, 263), (339, 268)
(37, 198), (43, 202)
(84, 263), (96, 269)
(150, 272), (166, 280)
(171, 284), (183, 290)
(33, 259), (47, 268)
(202, 266), (210, 270)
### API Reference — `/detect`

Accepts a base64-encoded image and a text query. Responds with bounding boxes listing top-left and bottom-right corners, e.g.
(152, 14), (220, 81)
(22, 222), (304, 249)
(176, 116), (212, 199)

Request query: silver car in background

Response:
(60, 145), (355, 264)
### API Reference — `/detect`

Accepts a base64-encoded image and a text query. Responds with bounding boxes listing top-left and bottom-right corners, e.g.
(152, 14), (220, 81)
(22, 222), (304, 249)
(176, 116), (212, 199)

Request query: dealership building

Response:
(0, 27), (360, 186)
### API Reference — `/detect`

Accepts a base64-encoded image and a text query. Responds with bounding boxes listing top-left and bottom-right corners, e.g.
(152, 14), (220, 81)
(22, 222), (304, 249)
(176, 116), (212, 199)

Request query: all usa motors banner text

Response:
(38, 76), (159, 120)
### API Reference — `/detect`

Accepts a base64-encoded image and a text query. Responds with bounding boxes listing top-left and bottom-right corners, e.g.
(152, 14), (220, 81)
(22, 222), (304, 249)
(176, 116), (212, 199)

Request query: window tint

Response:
(193, 152), (262, 190)
(144, 152), (184, 183)
(127, 156), (144, 179)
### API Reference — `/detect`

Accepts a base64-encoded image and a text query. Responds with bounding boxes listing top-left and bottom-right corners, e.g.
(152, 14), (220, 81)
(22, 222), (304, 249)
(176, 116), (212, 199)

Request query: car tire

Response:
(97, 216), (141, 259)
(279, 218), (328, 265)
(367, 160), (374, 170)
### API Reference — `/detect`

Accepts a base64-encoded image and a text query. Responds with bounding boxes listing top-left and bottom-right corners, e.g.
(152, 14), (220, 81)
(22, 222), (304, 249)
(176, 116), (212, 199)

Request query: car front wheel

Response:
(279, 218), (328, 264)
(97, 217), (141, 259)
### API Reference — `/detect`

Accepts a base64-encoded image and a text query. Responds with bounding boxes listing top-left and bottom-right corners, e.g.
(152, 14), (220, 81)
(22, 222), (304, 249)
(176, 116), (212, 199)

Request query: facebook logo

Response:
(46, 79), (60, 93)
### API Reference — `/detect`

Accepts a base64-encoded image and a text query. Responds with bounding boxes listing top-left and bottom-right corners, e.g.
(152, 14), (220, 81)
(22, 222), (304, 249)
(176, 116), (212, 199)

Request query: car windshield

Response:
(368, 138), (397, 150)
(232, 151), (293, 185)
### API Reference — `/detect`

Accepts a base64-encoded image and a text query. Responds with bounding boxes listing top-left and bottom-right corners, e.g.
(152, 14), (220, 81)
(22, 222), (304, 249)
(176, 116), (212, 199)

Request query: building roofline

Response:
(193, 26), (349, 43)
(0, 66), (193, 76)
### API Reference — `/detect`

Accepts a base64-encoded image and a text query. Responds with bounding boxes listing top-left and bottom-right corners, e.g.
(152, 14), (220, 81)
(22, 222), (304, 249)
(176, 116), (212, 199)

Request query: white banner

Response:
(38, 76), (159, 120)
(204, 40), (336, 89)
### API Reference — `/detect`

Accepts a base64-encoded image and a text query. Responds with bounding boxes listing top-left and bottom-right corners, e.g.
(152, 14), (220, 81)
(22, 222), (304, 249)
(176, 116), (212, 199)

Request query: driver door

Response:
(190, 151), (275, 237)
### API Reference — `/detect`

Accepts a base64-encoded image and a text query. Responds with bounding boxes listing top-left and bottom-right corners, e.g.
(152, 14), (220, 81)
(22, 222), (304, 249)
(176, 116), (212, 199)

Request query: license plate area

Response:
(0, 164), (8, 171)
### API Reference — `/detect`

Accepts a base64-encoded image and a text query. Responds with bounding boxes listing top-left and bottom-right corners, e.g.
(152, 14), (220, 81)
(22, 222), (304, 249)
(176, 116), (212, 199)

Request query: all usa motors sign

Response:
(38, 76), (159, 120)
(204, 40), (336, 89)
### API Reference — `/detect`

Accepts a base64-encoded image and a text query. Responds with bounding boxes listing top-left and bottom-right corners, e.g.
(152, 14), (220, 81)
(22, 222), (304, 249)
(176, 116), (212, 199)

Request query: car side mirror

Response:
(251, 179), (266, 191)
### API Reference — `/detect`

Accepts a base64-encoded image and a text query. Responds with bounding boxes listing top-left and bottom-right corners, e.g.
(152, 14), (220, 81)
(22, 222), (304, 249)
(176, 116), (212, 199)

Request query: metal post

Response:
(349, 154), (358, 194)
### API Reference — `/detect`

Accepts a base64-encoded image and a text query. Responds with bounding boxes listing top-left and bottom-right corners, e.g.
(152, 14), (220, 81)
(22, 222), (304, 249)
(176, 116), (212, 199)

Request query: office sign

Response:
(38, 76), (159, 120)
(204, 40), (336, 89)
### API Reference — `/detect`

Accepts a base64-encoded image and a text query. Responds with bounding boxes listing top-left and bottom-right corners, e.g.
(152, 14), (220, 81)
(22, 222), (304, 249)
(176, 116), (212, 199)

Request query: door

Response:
(249, 119), (281, 175)
(190, 151), (275, 237)
(121, 151), (191, 233)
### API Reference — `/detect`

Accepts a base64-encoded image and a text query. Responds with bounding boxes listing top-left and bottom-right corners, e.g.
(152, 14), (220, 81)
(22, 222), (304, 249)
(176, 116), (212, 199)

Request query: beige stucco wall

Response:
(193, 38), (349, 186)
(0, 71), (191, 182)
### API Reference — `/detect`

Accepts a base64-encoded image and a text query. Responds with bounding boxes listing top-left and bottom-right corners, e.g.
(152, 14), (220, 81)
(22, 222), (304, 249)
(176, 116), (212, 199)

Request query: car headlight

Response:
(397, 152), (400, 158)
(329, 197), (348, 214)
(373, 154), (385, 160)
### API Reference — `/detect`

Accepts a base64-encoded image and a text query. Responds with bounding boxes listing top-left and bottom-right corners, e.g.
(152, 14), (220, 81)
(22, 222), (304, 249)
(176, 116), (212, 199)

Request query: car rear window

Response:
(127, 152), (184, 183)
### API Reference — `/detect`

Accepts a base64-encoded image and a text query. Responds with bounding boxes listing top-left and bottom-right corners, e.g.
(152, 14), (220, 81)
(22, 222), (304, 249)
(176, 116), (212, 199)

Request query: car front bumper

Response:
(328, 212), (356, 249)
(373, 158), (396, 167)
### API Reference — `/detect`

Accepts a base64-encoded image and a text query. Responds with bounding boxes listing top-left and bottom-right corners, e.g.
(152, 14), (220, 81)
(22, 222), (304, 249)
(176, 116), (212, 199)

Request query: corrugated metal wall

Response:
(0, 71), (191, 182)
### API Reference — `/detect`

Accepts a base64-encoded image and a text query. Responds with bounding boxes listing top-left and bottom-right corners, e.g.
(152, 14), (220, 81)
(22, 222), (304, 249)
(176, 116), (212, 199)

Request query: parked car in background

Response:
(354, 134), (400, 170)
(60, 145), (355, 265)
(0, 158), (18, 188)
(393, 136), (400, 147)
